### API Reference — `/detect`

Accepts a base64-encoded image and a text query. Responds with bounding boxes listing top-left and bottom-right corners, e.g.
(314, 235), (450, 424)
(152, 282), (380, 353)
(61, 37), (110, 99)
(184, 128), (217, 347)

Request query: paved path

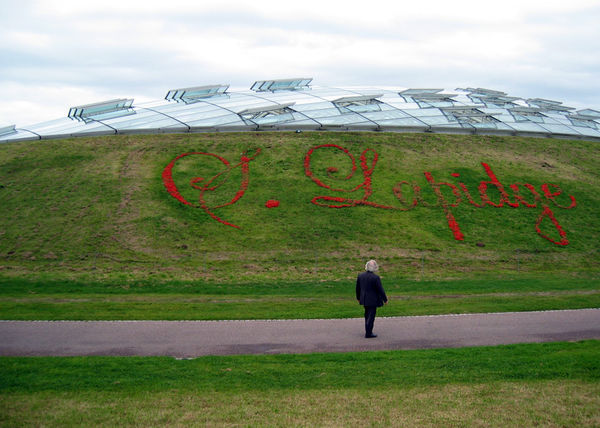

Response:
(1, 309), (599, 358)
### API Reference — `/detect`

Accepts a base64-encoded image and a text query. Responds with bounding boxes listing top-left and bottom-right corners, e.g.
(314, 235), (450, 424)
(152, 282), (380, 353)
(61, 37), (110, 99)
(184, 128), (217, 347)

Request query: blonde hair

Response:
(365, 260), (379, 272)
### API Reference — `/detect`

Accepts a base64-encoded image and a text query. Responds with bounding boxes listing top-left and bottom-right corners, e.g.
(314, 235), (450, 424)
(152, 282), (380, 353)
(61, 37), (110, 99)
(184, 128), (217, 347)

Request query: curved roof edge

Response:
(2, 80), (600, 143)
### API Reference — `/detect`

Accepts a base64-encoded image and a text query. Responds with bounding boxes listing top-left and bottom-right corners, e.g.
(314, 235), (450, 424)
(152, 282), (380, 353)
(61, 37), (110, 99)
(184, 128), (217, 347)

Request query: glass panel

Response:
(470, 122), (498, 129)
(217, 98), (269, 110)
(104, 110), (184, 130)
(26, 117), (113, 137)
(361, 109), (411, 121)
(376, 117), (429, 127)
(576, 127), (600, 137)
(407, 108), (450, 125)
(279, 117), (320, 126)
(343, 103), (382, 113)
(307, 88), (358, 100)
(297, 107), (340, 119)
(291, 101), (333, 112)
(487, 111), (514, 122)
(430, 122), (466, 129)
(382, 99), (421, 109)
(509, 122), (551, 133)
(539, 115), (569, 125)
(152, 101), (219, 116)
(176, 109), (236, 123)
(318, 114), (371, 126)
(492, 122), (516, 131)
(416, 100), (455, 108)
(0, 129), (38, 142)
(539, 124), (582, 136)
(255, 92), (317, 105)
(186, 114), (245, 127)
(346, 87), (398, 96)
(513, 113), (545, 123)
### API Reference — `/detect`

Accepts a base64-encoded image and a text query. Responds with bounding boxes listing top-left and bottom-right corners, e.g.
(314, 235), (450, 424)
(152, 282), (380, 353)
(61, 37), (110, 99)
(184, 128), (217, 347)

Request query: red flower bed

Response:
(162, 149), (261, 228)
(303, 144), (577, 246)
(162, 143), (577, 246)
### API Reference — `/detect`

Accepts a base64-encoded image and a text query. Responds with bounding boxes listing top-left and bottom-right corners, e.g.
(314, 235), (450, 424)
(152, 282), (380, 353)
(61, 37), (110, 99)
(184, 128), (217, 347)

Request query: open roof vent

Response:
(441, 106), (499, 125)
(471, 94), (519, 108)
(509, 107), (547, 123)
(526, 98), (575, 112)
(575, 109), (600, 118)
(399, 90), (456, 107)
(238, 102), (296, 119)
(0, 124), (16, 137)
(399, 89), (443, 96)
(68, 98), (134, 122)
(250, 78), (312, 92)
(459, 87), (507, 96)
(237, 102), (297, 126)
(567, 112), (599, 129)
(332, 94), (383, 113)
(165, 84), (229, 103)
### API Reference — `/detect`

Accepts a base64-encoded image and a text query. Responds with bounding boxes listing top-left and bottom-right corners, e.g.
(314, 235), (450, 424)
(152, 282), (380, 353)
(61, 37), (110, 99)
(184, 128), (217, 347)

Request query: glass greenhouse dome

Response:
(2, 78), (599, 143)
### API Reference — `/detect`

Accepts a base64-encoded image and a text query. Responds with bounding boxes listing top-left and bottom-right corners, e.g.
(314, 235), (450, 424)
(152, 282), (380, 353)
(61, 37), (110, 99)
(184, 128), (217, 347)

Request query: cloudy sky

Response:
(1, 0), (599, 126)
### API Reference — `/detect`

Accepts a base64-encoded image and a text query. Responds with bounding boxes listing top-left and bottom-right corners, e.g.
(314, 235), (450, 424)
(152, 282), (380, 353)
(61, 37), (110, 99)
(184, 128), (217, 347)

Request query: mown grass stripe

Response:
(1, 341), (599, 393)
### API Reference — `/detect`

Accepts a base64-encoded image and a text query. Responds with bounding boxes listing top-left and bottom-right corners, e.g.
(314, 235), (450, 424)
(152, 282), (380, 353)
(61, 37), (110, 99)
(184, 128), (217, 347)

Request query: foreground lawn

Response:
(1, 341), (599, 426)
(1, 381), (598, 427)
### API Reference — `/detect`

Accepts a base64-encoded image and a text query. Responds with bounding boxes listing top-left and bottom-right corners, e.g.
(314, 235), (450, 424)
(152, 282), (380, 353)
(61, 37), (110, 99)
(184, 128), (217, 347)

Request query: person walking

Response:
(356, 259), (388, 338)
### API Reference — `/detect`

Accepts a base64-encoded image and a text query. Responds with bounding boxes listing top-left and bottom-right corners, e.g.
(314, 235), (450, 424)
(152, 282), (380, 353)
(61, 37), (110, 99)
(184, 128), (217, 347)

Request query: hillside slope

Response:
(0, 132), (598, 282)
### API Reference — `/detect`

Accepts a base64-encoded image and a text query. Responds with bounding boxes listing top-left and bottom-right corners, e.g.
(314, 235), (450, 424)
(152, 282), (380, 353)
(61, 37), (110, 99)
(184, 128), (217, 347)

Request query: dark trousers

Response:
(364, 306), (377, 336)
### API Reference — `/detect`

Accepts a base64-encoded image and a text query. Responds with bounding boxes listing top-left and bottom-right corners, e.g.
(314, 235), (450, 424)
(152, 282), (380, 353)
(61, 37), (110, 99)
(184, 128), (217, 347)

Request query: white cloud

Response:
(0, 0), (598, 126)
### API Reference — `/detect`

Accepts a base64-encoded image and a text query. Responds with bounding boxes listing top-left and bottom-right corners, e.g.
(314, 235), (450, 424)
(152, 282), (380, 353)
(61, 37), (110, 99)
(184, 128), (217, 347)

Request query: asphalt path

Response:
(1, 309), (599, 358)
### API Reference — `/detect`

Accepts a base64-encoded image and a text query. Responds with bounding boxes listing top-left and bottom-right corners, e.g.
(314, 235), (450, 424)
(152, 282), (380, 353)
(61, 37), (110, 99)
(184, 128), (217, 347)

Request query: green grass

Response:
(2, 292), (598, 320)
(1, 382), (598, 427)
(0, 132), (598, 284)
(1, 341), (599, 426)
(2, 133), (599, 426)
(0, 275), (598, 320)
(3, 341), (599, 392)
(1, 132), (598, 319)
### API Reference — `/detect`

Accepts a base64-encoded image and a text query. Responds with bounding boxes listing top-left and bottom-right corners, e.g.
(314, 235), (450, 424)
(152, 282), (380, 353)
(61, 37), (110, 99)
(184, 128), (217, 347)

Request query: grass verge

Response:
(1, 341), (599, 426)
(1, 275), (598, 320)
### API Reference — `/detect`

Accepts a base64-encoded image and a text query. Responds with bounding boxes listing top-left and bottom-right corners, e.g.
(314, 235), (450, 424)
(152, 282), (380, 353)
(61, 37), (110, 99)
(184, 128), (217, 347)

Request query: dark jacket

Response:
(356, 271), (388, 307)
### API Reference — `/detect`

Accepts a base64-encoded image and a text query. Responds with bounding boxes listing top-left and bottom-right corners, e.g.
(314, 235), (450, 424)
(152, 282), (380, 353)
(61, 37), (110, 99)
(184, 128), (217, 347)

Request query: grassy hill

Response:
(1, 131), (598, 280)
(0, 131), (599, 319)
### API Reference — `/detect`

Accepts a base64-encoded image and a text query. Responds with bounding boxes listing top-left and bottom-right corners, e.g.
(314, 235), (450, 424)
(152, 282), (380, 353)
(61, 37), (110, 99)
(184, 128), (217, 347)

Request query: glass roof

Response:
(2, 80), (599, 143)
